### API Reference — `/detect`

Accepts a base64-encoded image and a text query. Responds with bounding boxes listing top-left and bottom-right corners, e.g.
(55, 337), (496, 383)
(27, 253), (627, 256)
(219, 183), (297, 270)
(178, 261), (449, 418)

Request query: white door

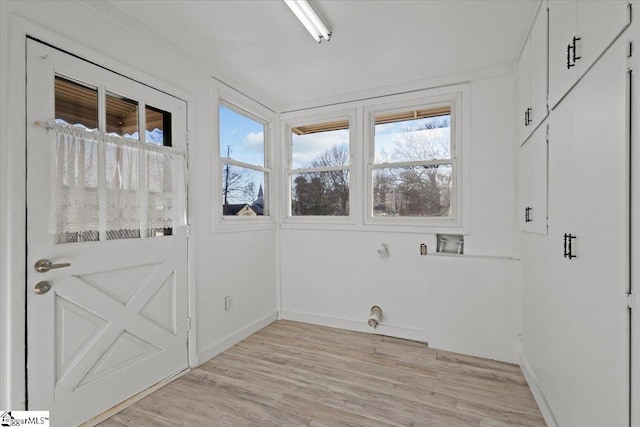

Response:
(546, 36), (629, 427)
(26, 40), (189, 426)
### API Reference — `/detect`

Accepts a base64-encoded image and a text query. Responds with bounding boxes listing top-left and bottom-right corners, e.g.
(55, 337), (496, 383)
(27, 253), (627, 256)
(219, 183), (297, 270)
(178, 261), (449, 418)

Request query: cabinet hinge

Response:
(186, 131), (190, 146)
(185, 224), (191, 238)
(626, 291), (635, 311)
(187, 317), (192, 331)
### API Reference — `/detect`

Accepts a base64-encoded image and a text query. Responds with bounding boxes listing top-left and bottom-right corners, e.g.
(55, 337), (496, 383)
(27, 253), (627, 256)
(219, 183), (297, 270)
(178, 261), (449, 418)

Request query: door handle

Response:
(34, 281), (51, 295)
(34, 259), (71, 273)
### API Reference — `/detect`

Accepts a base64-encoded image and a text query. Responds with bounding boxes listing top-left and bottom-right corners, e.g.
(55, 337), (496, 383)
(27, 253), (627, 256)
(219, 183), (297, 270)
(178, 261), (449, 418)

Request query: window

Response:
(53, 76), (177, 243)
(219, 103), (270, 218)
(281, 86), (467, 231)
(371, 106), (453, 218)
(286, 118), (351, 217)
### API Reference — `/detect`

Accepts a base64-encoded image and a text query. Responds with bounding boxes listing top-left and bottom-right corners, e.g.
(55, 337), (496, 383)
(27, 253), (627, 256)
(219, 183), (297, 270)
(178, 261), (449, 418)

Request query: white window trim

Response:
(363, 89), (468, 231)
(212, 81), (276, 232)
(278, 84), (470, 234)
(280, 108), (359, 225)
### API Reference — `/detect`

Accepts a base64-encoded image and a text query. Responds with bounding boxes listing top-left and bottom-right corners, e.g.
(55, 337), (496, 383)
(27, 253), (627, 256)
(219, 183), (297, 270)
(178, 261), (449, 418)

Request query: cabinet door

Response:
(518, 126), (547, 235)
(544, 90), (579, 422)
(516, 36), (531, 144)
(567, 37), (629, 427)
(548, 0), (577, 108)
(528, 4), (548, 131)
(577, 1), (630, 76)
(545, 37), (629, 427)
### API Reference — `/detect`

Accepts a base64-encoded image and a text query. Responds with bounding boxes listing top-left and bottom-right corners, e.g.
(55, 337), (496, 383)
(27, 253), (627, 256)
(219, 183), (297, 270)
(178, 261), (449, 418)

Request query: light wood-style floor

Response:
(99, 320), (546, 427)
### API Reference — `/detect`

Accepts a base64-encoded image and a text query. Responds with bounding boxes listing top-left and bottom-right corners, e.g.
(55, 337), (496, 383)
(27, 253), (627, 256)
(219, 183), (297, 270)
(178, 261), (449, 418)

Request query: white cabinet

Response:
(518, 125), (547, 235)
(548, 0), (630, 108)
(516, 4), (548, 144)
(530, 37), (630, 427)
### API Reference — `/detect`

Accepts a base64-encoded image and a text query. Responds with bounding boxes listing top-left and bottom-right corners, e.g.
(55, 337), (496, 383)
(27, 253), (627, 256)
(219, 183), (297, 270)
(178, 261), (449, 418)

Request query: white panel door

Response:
(26, 40), (188, 426)
(528, 4), (547, 132)
(546, 36), (629, 427)
(566, 36), (629, 427)
(577, 1), (630, 77)
(516, 33), (531, 144)
(518, 125), (547, 235)
(548, 0), (578, 108)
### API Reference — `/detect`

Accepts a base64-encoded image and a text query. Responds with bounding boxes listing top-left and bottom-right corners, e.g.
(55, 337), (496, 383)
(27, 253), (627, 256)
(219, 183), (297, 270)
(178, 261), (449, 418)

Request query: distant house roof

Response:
(223, 203), (252, 216)
(236, 205), (257, 216)
(223, 184), (265, 216)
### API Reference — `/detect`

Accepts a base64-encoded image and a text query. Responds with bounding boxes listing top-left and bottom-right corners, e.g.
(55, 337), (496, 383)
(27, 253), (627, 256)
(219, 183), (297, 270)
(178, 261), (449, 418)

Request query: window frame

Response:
(213, 82), (276, 232)
(281, 108), (358, 225)
(364, 90), (467, 230)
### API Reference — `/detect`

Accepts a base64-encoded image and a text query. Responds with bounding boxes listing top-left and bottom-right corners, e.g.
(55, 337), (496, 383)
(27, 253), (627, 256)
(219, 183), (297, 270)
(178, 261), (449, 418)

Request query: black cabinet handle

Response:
(567, 36), (581, 69)
(524, 108), (532, 127)
(572, 36), (581, 63)
(563, 233), (577, 259)
(525, 207), (532, 223)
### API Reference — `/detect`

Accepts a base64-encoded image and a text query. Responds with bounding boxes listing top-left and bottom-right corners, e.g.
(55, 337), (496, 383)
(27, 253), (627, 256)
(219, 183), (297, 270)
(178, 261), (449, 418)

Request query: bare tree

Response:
(374, 118), (452, 216)
(222, 145), (256, 210)
(292, 143), (349, 216)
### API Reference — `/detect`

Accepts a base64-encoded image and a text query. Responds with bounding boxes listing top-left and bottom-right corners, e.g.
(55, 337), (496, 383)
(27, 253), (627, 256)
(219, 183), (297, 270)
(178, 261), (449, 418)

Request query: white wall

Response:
(280, 74), (522, 363)
(0, 0), (277, 409)
(1, 0), (524, 414)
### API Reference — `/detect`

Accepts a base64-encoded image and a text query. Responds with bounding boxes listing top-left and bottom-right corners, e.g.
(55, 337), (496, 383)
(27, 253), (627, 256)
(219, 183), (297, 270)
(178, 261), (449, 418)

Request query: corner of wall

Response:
(519, 353), (559, 427)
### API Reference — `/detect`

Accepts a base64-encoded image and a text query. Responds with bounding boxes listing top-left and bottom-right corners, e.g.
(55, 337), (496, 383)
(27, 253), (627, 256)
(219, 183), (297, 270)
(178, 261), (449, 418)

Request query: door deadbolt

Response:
(34, 259), (71, 273)
(34, 281), (51, 295)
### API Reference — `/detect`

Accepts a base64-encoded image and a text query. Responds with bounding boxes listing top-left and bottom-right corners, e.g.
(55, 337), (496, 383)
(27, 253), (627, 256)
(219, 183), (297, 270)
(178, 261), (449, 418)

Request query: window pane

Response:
(54, 136), (100, 244)
(106, 93), (138, 139)
(222, 165), (266, 216)
(291, 122), (349, 170)
(55, 76), (98, 131)
(106, 142), (140, 240)
(219, 105), (264, 166)
(372, 164), (452, 217)
(146, 105), (171, 146)
(374, 114), (450, 164)
(290, 170), (349, 216)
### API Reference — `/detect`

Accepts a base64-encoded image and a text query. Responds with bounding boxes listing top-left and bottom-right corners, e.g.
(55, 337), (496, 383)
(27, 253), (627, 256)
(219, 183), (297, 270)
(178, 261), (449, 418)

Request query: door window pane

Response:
(106, 142), (140, 240)
(55, 76), (98, 131)
(106, 93), (139, 139)
(146, 105), (171, 146)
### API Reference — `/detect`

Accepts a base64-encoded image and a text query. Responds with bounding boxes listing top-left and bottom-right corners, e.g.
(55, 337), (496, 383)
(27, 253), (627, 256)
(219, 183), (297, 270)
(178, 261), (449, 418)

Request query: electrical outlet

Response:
(224, 295), (232, 311)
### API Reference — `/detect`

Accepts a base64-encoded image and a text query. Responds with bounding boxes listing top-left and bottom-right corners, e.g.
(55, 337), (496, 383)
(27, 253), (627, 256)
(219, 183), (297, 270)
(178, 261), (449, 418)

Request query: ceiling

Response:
(105, 0), (539, 107)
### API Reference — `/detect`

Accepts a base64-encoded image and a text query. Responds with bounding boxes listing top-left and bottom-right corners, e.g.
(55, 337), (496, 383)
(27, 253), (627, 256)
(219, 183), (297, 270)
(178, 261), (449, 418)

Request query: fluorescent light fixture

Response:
(284, 0), (331, 43)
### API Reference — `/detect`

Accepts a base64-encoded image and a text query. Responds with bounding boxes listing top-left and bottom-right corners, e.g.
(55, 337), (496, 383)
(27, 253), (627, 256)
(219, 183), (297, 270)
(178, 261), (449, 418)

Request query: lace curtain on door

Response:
(49, 123), (186, 241)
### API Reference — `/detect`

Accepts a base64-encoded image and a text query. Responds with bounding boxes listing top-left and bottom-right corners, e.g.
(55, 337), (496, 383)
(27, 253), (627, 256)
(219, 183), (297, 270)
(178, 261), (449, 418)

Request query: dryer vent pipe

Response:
(368, 305), (382, 329)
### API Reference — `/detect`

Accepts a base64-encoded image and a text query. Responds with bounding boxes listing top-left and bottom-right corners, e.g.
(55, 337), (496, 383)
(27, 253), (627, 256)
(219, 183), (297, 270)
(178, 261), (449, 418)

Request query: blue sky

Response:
(374, 116), (450, 162)
(291, 129), (349, 169)
(219, 105), (264, 166)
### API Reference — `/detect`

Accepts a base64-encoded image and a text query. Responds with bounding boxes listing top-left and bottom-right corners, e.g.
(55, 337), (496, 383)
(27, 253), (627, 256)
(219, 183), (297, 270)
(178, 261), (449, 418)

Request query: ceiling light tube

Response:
(284, 0), (331, 43)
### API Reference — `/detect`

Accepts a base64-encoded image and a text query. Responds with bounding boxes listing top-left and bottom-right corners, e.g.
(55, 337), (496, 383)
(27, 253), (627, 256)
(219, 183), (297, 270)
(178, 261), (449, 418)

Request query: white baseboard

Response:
(281, 310), (429, 343)
(196, 311), (277, 365)
(82, 368), (189, 427)
(519, 353), (559, 427)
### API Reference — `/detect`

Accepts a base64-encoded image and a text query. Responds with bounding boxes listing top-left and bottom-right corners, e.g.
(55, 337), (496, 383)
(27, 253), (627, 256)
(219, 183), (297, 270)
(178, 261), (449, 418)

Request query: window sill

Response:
(279, 221), (468, 235)
(214, 217), (277, 234)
